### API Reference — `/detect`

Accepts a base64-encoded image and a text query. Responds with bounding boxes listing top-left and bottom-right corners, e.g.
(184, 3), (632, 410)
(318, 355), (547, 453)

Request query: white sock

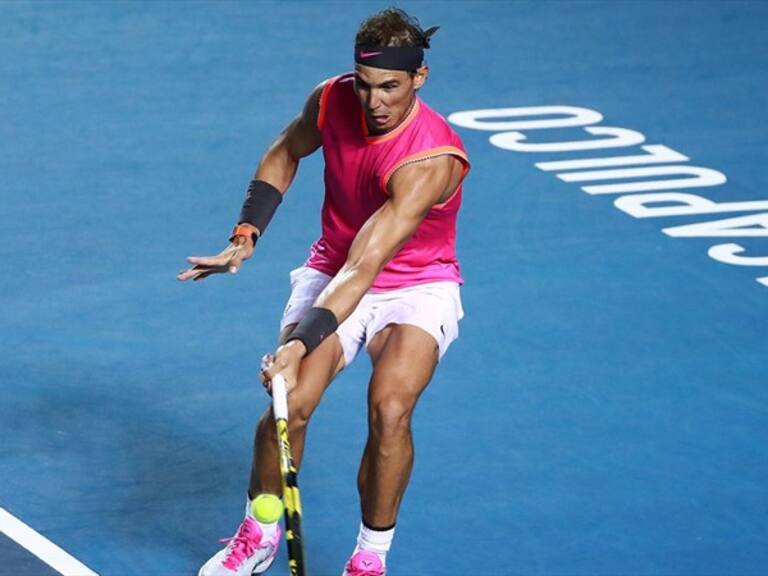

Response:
(353, 521), (395, 567)
(245, 496), (279, 541)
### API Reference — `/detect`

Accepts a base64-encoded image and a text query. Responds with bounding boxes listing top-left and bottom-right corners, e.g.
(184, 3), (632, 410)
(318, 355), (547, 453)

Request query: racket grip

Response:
(272, 374), (289, 420)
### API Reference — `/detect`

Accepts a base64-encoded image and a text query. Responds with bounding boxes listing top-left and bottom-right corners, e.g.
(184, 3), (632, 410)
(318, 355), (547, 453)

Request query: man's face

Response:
(353, 64), (427, 133)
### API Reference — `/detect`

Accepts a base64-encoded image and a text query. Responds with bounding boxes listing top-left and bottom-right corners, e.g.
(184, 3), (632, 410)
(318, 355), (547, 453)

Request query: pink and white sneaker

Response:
(342, 550), (385, 576)
(198, 517), (281, 576)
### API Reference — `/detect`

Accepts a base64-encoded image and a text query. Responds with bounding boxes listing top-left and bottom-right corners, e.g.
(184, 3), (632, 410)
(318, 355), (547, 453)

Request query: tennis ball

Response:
(251, 494), (284, 524)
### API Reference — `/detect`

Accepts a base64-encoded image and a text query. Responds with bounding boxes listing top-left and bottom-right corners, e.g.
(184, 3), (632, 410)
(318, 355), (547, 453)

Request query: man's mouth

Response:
(371, 114), (389, 126)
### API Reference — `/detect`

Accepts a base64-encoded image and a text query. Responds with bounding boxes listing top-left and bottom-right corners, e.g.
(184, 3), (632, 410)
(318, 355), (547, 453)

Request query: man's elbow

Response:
(266, 135), (298, 165)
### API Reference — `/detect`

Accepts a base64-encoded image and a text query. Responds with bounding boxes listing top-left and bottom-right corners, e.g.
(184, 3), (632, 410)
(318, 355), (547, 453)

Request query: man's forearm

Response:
(235, 137), (300, 238)
(313, 260), (381, 325)
(313, 202), (415, 325)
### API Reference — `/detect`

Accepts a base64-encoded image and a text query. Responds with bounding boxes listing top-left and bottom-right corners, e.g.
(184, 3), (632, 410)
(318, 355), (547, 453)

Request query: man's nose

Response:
(367, 90), (381, 110)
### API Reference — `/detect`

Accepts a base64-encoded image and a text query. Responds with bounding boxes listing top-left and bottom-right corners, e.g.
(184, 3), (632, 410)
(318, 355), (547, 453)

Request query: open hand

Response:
(177, 239), (254, 282)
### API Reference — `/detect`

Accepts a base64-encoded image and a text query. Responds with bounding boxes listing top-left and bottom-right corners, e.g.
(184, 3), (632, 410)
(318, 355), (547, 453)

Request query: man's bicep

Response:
(387, 155), (457, 219)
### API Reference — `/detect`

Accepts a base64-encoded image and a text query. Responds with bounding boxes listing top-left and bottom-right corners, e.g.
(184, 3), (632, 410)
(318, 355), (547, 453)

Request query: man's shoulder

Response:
(319, 73), (358, 105)
(321, 72), (354, 93)
(412, 98), (466, 149)
(317, 73), (358, 131)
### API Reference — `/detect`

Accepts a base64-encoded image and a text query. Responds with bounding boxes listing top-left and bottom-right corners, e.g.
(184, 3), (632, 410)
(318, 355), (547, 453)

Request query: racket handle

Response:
(272, 374), (289, 420)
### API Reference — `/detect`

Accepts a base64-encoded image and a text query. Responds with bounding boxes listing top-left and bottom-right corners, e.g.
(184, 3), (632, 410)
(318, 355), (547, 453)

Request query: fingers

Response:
(177, 263), (226, 281)
(260, 353), (279, 394)
(177, 268), (197, 281)
(177, 265), (208, 281)
(192, 270), (215, 282)
(179, 243), (252, 280)
(186, 255), (228, 267)
(262, 357), (288, 382)
(260, 354), (272, 394)
(259, 354), (274, 386)
(260, 354), (276, 373)
(260, 353), (298, 396)
(176, 253), (226, 281)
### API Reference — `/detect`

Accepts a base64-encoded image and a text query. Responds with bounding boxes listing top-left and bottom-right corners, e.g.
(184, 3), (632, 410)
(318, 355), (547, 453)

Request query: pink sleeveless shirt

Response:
(305, 73), (470, 291)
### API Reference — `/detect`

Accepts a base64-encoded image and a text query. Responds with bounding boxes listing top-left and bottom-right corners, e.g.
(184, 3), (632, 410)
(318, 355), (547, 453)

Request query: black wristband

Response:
(238, 179), (282, 235)
(286, 307), (339, 356)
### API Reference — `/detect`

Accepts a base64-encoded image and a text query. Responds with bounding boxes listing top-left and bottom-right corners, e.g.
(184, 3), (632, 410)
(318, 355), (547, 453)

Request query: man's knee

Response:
(286, 391), (314, 431)
(257, 393), (313, 435)
(369, 394), (415, 440)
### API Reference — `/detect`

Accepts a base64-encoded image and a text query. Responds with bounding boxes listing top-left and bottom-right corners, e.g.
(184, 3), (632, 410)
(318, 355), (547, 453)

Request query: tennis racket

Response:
(271, 374), (307, 576)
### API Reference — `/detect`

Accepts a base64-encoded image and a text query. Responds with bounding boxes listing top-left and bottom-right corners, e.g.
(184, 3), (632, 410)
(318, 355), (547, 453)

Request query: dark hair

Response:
(355, 8), (432, 48)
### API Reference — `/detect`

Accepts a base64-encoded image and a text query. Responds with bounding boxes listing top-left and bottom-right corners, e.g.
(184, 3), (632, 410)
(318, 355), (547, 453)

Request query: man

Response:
(179, 8), (469, 576)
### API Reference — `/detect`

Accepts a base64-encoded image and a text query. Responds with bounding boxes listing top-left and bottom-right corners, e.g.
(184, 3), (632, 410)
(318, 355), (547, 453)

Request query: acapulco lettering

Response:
(448, 106), (768, 289)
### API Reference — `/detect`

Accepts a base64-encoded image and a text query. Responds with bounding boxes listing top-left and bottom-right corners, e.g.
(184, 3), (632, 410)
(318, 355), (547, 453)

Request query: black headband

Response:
(355, 45), (423, 71)
(354, 26), (439, 71)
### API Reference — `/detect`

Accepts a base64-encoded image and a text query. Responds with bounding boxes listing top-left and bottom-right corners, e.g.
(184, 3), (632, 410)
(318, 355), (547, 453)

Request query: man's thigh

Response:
(367, 324), (439, 407)
(363, 282), (463, 364)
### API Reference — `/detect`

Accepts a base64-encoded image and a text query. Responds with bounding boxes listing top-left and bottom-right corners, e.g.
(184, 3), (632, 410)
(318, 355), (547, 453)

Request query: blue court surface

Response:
(2, 1), (767, 575)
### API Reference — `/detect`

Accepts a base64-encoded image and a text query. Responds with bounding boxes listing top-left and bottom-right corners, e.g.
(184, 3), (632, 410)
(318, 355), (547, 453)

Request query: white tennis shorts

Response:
(280, 266), (464, 366)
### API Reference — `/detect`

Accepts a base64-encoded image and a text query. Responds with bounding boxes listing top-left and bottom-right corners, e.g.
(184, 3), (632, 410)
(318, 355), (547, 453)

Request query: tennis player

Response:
(180, 8), (469, 576)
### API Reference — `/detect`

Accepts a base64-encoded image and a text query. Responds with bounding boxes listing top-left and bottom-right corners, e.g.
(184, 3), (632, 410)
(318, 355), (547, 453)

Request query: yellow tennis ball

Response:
(251, 494), (284, 524)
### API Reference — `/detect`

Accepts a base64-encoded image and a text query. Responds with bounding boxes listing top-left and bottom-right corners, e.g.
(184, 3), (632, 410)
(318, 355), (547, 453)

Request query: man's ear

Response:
(413, 64), (429, 90)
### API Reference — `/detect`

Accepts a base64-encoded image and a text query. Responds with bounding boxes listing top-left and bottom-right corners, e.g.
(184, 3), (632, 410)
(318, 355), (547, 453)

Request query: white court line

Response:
(0, 507), (99, 576)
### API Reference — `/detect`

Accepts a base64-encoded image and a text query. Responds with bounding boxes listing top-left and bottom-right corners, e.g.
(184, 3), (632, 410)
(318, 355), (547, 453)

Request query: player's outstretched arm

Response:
(314, 155), (462, 321)
(178, 82), (325, 282)
(262, 154), (465, 389)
